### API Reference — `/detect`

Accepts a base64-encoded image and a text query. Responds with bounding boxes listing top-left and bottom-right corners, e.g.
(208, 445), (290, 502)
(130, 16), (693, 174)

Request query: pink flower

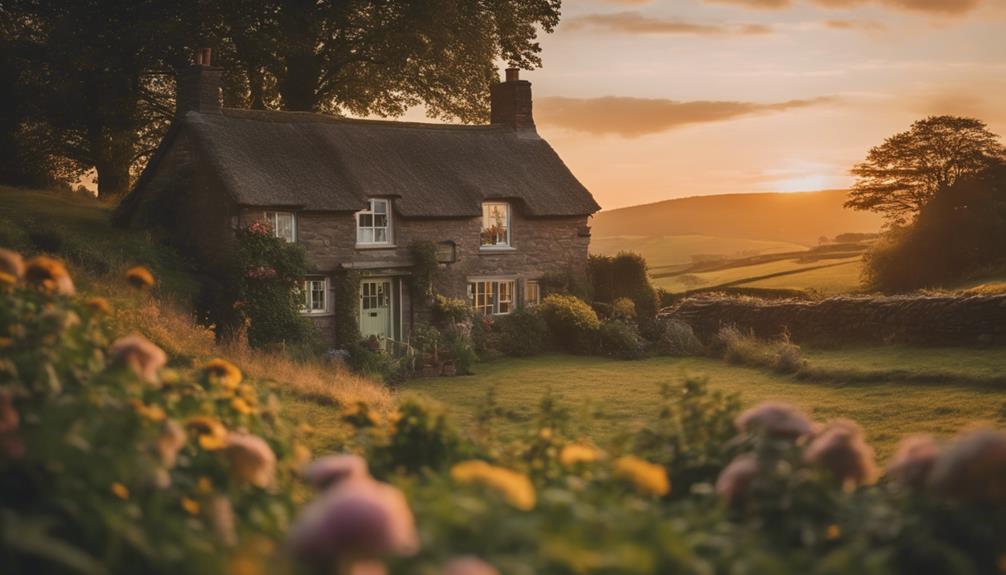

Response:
(715, 454), (759, 508)
(288, 477), (419, 562)
(443, 556), (500, 575)
(304, 454), (370, 490)
(246, 265), (278, 279)
(0, 249), (24, 280)
(109, 334), (167, 384)
(803, 419), (877, 489)
(927, 429), (1006, 504)
(225, 432), (277, 489)
(246, 221), (273, 236)
(209, 495), (237, 546)
(735, 401), (816, 440)
(155, 420), (186, 468)
(886, 435), (939, 489)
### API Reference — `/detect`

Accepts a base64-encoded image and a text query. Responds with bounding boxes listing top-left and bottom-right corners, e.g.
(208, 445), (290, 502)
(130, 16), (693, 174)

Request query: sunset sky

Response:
(475, 0), (1006, 210)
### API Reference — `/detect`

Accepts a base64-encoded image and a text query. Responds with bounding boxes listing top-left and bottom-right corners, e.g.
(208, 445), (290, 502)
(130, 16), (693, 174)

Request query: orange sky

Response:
(478, 0), (1006, 210)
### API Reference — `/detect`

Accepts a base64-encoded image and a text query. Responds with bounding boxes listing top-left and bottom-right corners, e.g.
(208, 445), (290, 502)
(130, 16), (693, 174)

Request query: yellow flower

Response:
(111, 482), (130, 500)
(24, 256), (75, 295)
(129, 399), (166, 422)
(231, 397), (254, 415)
(182, 496), (201, 515)
(0, 272), (15, 289)
(613, 456), (670, 497)
(826, 524), (842, 541)
(125, 266), (155, 289)
(86, 297), (112, 315)
(186, 416), (229, 450)
(559, 444), (602, 468)
(196, 476), (214, 495)
(202, 358), (242, 390)
(450, 460), (536, 511)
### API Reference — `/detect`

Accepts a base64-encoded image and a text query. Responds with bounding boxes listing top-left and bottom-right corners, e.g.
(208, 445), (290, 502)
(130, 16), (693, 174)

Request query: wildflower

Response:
(559, 443), (602, 468)
(156, 420), (186, 467)
(444, 556), (501, 575)
(450, 460), (536, 511)
(125, 266), (155, 289)
(111, 482), (130, 500)
(109, 334), (167, 384)
(231, 397), (254, 415)
(186, 416), (229, 450)
(0, 338), (11, 349)
(304, 454), (370, 490)
(196, 476), (214, 495)
(927, 429), (1006, 504)
(803, 419), (877, 489)
(225, 432), (276, 488)
(288, 477), (419, 561)
(182, 496), (201, 515)
(886, 435), (939, 489)
(209, 495), (237, 546)
(292, 443), (313, 470)
(613, 456), (670, 497)
(0, 249), (24, 280)
(86, 297), (112, 315)
(826, 524), (842, 541)
(130, 399), (166, 422)
(735, 401), (815, 440)
(202, 358), (242, 390)
(716, 454), (759, 508)
(24, 255), (75, 295)
(0, 272), (15, 289)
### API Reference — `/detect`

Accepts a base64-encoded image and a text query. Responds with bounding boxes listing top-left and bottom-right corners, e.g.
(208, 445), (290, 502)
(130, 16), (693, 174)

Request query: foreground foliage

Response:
(2, 252), (1005, 575)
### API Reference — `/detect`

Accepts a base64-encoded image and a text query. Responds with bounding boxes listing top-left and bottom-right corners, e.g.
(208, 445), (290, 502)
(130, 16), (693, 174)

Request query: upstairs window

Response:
(265, 211), (296, 243)
(356, 199), (392, 245)
(468, 279), (515, 315)
(300, 277), (328, 314)
(480, 202), (510, 248)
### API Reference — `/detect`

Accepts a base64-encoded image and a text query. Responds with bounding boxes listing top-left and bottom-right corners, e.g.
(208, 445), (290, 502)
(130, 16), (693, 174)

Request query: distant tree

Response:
(845, 116), (1005, 227)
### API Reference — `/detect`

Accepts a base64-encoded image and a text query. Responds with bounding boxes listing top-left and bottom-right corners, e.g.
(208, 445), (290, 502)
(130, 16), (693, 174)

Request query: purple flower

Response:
(715, 454), (759, 508)
(304, 454), (369, 490)
(443, 556), (500, 575)
(735, 401), (816, 440)
(804, 419), (877, 489)
(886, 435), (939, 489)
(109, 334), (167, 384)
(927, 429), (1006, 504)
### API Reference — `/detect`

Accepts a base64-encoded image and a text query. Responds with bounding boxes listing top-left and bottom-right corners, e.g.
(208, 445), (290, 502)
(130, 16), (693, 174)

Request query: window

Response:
(356, 199), (393, 245)
(300, 277), (328, 314)
(468, 279), (516, 315)
(264, 211), (296, 243)
(480, 202), (511, 248)
(524, 280), (540, 307)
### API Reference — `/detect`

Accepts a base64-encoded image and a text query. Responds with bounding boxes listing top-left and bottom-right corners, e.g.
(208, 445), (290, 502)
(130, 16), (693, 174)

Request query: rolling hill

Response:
(591, 190), (883, 247)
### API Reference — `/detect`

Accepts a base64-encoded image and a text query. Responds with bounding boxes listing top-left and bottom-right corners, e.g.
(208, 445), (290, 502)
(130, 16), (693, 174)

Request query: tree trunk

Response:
(93, 129), (134, 198)
(279, 50), (321, 112)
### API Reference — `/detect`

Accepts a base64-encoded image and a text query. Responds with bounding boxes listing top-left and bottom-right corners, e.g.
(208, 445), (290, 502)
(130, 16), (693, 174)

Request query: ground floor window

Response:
(300, 277), (328, 314)
(525, 280), (541, 307)
(468, 279), (516, 315)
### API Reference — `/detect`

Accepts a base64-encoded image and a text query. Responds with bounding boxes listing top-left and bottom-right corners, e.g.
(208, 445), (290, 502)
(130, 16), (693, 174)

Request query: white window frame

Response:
(264, 211), (296, 243)
(468, 279), (516, 316)
(356, 198), (393, 247)
(299, 276), (329, 315)
(524, 280), (541, 308)
(480, 202), (511, 249)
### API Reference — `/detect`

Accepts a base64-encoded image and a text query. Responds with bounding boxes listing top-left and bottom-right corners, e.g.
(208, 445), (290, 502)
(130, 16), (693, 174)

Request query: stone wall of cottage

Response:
(239, 204), (592, 344)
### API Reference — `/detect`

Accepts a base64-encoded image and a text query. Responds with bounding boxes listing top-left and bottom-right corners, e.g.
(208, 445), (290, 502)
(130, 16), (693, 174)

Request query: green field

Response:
(590, 234), (807, 268)
(737, 258), (864, 294)
(652, 254), (863, 294)
(408, 353), (1006, 460)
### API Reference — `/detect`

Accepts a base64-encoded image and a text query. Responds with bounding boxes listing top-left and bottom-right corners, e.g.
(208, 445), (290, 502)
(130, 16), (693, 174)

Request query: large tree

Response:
(845, 116), (1005, 227)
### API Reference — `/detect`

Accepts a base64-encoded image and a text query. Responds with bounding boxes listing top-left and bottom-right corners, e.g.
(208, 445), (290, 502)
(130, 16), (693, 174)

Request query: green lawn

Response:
(652, 255), (862, 293)
(590, 234), (806, 268)
(737, 258), (864, 295)
(407, 354), (1005, 460)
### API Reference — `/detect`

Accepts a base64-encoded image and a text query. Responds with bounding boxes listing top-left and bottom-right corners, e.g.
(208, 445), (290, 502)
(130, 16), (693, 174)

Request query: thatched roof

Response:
(145, 108), (599, 218)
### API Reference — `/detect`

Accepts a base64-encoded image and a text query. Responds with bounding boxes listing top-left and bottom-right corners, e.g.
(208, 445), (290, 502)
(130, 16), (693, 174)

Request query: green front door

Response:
(359, 279), (393, 341)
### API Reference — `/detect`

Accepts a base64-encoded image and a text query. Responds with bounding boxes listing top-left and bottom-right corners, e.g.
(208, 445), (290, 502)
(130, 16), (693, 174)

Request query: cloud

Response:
(705, 0), (983, 15)
(824, 18), (886, 30)
(536, 96), (836, 137)
(564, 11), (774, 35)
(601, 0), (655, 4)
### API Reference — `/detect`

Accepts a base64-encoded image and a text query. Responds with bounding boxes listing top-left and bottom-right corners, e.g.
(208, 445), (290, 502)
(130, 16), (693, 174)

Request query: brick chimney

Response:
(176, 48), (222, 116)
(490, 67), (535, 131)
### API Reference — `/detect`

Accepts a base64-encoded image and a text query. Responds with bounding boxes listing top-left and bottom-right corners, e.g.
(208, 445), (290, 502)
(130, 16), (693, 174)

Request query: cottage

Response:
(117, 52), (600, 347)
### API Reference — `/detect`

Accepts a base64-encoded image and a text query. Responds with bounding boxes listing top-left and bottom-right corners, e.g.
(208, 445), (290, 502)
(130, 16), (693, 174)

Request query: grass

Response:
(653, 255), (862, 293)
(407, 354), (1006, 460)
(590, 234), (807, 268)
(738, 258), (864, 294)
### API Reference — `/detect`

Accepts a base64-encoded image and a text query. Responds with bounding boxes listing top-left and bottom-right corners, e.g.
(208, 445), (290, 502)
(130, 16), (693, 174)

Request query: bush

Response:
(432, 294), (471, 325)
(589, 252), (660, 320)
(655, 318), (704, 356)
(494, 309), (548, 357)
(717, 326), (805, 374)
(538, 294), (600, 354)
(598, 319), (646, 360)
(611, 297), (636, 321)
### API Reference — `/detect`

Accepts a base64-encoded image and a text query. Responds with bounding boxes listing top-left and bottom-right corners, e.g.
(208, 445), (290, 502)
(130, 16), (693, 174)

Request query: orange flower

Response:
(125, 266), (155, 289)
(111, 482), (130, 500)
(613, 456), (670, 497)
(231, 397), (254, 415)
(86, 297), (112, 315)
(129, 399), (166, 422)
(202, 359), (242, 390)
(182, 496), (201, 515)
(24, 256), (75, 295)
(186, 416), (229, 451)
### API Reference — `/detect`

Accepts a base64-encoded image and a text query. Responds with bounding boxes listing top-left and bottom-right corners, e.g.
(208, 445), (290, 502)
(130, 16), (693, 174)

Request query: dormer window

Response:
(480, 202), (510, 249)
(265, 211), (296, 243)
(356, 198), (393, 246)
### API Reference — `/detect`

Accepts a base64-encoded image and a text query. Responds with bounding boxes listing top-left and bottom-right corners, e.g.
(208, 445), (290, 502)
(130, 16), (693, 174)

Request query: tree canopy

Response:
(845, 116), (1005, 227)
(1, 0), (563, 197)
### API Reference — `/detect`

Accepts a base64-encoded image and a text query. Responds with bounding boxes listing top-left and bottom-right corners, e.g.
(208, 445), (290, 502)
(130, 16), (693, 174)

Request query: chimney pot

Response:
(505, 67), (520, 82)
(491, 67), (535, 131)
(176, 49), (222, 116)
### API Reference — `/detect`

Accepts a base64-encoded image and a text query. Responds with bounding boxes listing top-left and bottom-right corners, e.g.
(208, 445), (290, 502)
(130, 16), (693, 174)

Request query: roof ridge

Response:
(209, 108), (510, 132)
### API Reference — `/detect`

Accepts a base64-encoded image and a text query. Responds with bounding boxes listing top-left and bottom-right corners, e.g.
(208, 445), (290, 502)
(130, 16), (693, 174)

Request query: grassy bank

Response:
(408, 353), (1006, 459)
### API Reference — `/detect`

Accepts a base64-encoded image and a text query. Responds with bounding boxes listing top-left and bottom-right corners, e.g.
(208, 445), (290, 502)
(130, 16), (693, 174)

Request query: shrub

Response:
(589, 252), (660, 320)
(612, 297), (636, 321)
(494, 308), (548, 357)
(598, 319), (646, 360)
(655, 318), (704, 356)
(717, 326), (805, 374)
(538, 294), (600, 354)
(432, 294), (471, 325)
